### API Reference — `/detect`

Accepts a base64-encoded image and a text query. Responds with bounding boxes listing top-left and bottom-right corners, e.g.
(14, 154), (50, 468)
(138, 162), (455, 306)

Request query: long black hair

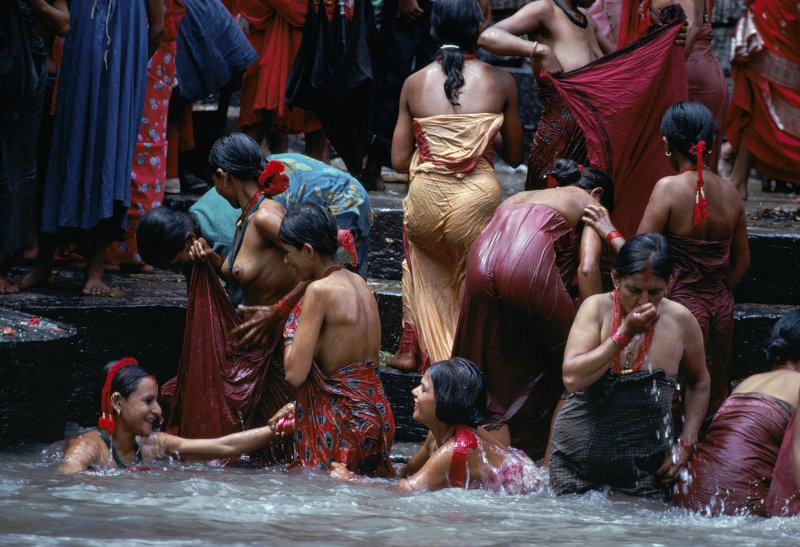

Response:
(546, 158), (615, 210)
(136, 207), (198, 267)
(615, 233), (673, 280)
(208, 132), (265, 181)
(660, 101), (715, 165)
(428, 357), (486, 428)
(279, 202), (338, 256)
(431, 0), (482, 107)
(765, 310), (800, 364)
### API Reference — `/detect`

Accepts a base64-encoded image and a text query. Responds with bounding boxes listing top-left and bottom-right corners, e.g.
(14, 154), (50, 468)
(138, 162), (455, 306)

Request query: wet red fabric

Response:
(449, 426), (478, 487)
(161, 260), (293, 465)
(542, 19), (687, 236)
(666, 233), (733, 414)
(673, 393), (793, 516)
(293, 360), (396, 477)
(452, 203), (578, 460)
(765, 408), (800, 516)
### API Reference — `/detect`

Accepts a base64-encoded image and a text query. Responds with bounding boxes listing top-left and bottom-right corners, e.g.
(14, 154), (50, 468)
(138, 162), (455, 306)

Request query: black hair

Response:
(660, 101), (715, 165)
(765, 310), (800, 364)
(546, 158), (615, 211)
(428, 357), (487, 428)
(136, 207), (198, 267)
(431, 0), (482, 107)
(279, 202), (338, 256)
(615, 233), (673, 280)
(207, 132), (266, 181)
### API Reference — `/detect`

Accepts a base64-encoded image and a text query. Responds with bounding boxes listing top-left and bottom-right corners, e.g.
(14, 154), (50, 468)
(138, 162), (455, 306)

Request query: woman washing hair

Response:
(387, 0), (523, 372)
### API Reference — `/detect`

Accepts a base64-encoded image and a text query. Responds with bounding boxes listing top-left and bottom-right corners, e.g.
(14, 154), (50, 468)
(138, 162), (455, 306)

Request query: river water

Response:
(1, 438), (798, 546)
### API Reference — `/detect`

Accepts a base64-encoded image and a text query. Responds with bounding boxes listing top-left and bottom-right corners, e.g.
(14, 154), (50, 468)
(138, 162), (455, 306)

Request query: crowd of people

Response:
(2, 0), (799, 518)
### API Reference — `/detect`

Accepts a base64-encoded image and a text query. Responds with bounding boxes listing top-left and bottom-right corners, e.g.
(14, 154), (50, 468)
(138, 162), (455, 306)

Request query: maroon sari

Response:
(765, 408), (800, 517)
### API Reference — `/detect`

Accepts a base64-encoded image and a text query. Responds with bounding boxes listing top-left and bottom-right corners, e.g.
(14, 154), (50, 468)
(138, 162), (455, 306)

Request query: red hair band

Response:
(257, 160), (290, 197)
(638, 0), (652, 35)
(337, 229), (358, 267)
(98, 357), (139, 435)
(689, 140), (708, 228)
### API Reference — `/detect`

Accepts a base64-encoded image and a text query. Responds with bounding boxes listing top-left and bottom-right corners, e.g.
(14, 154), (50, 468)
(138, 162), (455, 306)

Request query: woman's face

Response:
(282, 242), (315, 281)
(617, 272), (668, 312)
(114, 376), (162, 437)
(411, 372), (437, 427)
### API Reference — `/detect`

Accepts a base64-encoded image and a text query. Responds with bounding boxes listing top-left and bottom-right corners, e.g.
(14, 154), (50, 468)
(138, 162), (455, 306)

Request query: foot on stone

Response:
(0, 276), (20, 295)
(385, 352), (418, 371)
(16, 267), (51, 291)
(82, 275), (111, 296)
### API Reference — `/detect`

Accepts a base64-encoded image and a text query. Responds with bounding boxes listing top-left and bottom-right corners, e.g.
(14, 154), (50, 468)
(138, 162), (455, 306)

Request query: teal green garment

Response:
(189, 187), (240, 260)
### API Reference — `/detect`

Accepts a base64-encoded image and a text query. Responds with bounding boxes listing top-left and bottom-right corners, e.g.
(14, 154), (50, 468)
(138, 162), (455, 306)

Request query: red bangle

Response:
(679, 438), (695, 456)
(276, 297), (292, 316)
(610, 327), (632, 347)
(606, 230), (624, 246)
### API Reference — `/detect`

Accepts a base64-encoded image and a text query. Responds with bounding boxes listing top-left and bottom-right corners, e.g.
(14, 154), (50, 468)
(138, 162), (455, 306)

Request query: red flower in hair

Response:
(258, 160), (290, 196)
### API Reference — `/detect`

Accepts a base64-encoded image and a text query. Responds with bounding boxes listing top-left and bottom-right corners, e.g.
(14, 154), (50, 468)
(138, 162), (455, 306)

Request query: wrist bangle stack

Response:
(276, 297), (292, 315)
(605, 230), (624, 246)
(610, 327), (632, 347)
(529, 40), (539, 58)
(678, 438), (696, 456)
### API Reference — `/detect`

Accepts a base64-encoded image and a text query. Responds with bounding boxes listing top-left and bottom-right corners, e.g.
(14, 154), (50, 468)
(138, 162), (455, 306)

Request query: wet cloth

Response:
(41, 0), (149, 237)
(175, 0), (257, 102)
(401, 113), (503, 369)
(238, 0), (321, 132)
(765, 408), (800, 516)
(673, 392), (793, 516)
(161, 259), (293, 465)
(726, 0), (800, 186)
(289, 351), (395, 475)
(549, 369), (677, 499)
(452, 203), (579, 460)
(666, 233), (733, 414)
(542, 17), (688, 236)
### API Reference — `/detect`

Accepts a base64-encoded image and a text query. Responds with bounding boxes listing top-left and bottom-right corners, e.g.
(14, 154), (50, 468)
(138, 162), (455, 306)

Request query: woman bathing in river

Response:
(331, 358), (543, 493)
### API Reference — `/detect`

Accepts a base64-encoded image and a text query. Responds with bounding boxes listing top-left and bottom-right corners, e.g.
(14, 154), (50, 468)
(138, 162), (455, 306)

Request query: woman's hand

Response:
(621, 303), (659, 337)
(187, 237), (214, 262)
(232, 304), (283, 350)
(330, 462), (355, 481)
(656, 443), (689, 483)
(396, 0), (423, 22)
(582, 205), (617, 242)
(267, 401), (296, 435)
(530, 42), (563, 75)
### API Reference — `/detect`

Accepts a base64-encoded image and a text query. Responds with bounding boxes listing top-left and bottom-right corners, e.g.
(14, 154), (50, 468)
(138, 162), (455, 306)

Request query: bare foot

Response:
(16, 266), (51, 291)
(385, 352), (418, 371)
(0, 276), (20, 295)
(82, 274), (111, 296)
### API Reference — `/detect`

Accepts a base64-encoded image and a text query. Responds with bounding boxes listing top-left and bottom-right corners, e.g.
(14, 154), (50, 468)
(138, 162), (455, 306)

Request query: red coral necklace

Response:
(611, 288), (655, 375)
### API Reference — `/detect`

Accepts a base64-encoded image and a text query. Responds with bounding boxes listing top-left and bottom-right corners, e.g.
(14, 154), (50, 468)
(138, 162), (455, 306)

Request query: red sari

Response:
(765, 408), (800, 516)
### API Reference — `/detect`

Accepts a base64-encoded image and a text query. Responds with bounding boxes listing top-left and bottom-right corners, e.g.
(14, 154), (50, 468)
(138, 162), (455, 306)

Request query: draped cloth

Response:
(293, 360), (396, 477)
(238, 0), (321, 132)
(542, 18), (688, 236)
(161, 259), (293, 465)
(673, 392), (793, 516)
(666, 233), (733, 415)
(726, 0), (800, 186)
(766, 408), (800, 516)
(41, 0), (149, 236)
(401, 113), (503, 370)
(549, 369), (677, 499)
(452, 203), (578, 460)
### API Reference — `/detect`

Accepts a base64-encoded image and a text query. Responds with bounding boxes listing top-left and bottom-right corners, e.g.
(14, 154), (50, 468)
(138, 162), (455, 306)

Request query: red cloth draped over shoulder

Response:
(766, 408), (800, 516)
(672, 393), (793, 516)
(293, 360), (396, 477)
(160, 260), (293, 465)
(542, 18), (687, 236)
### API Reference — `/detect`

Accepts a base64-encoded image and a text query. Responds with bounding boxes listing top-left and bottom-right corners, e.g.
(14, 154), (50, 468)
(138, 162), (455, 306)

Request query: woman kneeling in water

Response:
(332, 358), (544, 493)
(58, 359), (288, 473)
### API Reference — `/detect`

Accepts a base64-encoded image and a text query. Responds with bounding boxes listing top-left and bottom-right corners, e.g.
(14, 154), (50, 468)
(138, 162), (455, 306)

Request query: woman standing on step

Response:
(585, 102), (750, 416)
(387, 0), (523, 372)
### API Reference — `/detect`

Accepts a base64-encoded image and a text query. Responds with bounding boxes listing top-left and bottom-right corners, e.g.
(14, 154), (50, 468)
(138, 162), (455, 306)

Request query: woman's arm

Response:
(497, 71), (524, 168)
(477, 2), (551, 57)
(577, 225), (603, 300)
(154, 425), (276, 461)
(637, 179), (671, 235)
(391, 79), (416, 174)
(398, 432), (436, 477)
(673, 0), (702, 58)
(233, 281), (311, 350)
(57, 432), (104, 473)
(146, 0), (165, 58)
(283, 283), (326, 387)
(188, 238), (225, 275)
(725, 208), (750, 289)
(27, 0), (69, 36)
(583, 205), (626, 253)
(392, 442), (453, 492)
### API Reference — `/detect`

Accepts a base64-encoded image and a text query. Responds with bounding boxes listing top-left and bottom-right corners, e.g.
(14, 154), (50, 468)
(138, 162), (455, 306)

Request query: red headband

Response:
(98, 357), (139, 435)
(337, 229), (358, 267)
(689, 140), (708, 228)
(257, 160), (290, 196)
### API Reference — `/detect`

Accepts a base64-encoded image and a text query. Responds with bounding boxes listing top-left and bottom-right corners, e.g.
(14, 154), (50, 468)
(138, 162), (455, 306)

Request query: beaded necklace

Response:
(611, 288), (654, 375)
(552, 0), (588, 28)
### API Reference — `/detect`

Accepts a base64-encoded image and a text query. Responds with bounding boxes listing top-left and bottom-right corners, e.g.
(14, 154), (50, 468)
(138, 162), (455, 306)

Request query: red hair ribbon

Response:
(689, 140), (708, 227)
(337, 229), (358, 267)
(638, 0), (652, 35)
(257, 160), (290, 197)
(98, 357), (139, 435)
(546, 174), (557, 188)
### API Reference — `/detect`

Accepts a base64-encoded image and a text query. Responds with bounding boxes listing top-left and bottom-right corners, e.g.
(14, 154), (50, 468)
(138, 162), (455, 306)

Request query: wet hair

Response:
(279, 202), (338, 256)
(615, 233), (673, 280)
(207, 132), (266, 181)
(546, 158), (615, 211)
(102, 360), (152, 400)
(431, 0), (482, 107)
(428, 357), (487, 428)
(660, 101), (715, 165)
(765, 310), (800, 364)
(136, 207), (198, 267)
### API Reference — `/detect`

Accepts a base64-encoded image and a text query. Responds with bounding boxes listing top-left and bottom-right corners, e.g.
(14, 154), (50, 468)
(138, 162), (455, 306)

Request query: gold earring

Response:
(665, 150), (672, 157)
(224, 177), (231, 188)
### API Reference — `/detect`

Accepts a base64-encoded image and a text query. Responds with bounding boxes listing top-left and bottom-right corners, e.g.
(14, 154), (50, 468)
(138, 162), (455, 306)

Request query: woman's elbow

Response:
(562, 370), (581, 394)
(578, 263), (600, 281)
(56, 19), (70, 37)
(284, 369), (305, 388)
